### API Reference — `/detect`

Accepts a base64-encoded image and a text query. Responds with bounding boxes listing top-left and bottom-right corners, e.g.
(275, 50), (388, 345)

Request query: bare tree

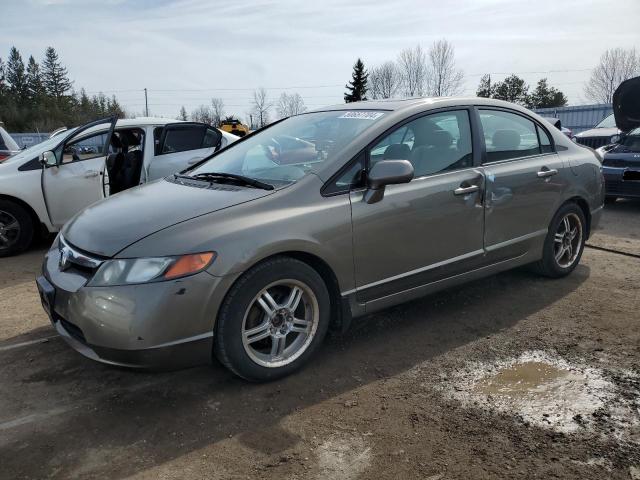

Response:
(397, 45), (427, 97)
(190, 105), (214, 124)
(276, 92), (307, 118)
(585, 48), (640, 103)
(426, 39), (464, 97)
(369, 61), (400, 99)
(251, 87), (272, 128)
(210, 97), (225, 126)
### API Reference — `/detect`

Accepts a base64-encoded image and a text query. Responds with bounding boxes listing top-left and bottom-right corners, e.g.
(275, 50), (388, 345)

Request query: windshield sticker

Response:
(339, 111), (385, 120)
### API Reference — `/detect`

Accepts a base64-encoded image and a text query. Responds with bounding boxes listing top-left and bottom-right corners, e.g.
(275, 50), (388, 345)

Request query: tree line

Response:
(344, 40), (466, 102)
(0, 46), (124, 132)
(180, 90), (307, 129)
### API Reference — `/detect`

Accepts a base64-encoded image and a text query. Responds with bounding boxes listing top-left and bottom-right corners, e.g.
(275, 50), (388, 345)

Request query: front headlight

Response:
(88, 252), (216, 287)
(610, 134), (620, 144)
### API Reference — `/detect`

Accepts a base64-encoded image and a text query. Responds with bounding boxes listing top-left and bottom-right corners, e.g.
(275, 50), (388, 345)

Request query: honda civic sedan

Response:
(37, 97), (604, 381)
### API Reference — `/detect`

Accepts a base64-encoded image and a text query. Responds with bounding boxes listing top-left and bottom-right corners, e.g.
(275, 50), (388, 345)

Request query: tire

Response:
(604, 196), (617, 204)
(214, 256), (331, 382)
(532, 202), (586, 278)
(0, 200), (34, 258)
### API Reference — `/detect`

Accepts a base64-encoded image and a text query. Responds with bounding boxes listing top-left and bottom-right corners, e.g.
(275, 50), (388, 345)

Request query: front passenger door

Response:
(148, 123), (221, 180)
(350, 109), (485, 304)
(42, 117), (117, 228)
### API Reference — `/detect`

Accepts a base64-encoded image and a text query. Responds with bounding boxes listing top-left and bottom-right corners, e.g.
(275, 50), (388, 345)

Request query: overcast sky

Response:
(2, 0), (639, 120)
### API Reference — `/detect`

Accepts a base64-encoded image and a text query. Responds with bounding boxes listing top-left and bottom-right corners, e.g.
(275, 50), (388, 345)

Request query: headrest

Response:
(427, 129), (453, 148)
(383, 143), (411, 160)
(492, 129), (521, 150)
(120, 130), (141, 147)
(110, 133), (123, 149)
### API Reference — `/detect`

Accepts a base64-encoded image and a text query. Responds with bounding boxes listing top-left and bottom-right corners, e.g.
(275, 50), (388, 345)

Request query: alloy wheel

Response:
(553, 212), (582, 268)
(0, 210), (21, 251)
(241, 279), (319, 368)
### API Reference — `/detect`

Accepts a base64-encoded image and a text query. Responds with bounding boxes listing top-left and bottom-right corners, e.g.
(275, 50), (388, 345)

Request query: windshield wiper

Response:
(180, 172), (274, 191)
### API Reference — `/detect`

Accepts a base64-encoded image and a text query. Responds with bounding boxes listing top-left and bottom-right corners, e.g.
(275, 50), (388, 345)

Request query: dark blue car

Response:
(601, 127), (640, 201)
(599, 76), (640, 202)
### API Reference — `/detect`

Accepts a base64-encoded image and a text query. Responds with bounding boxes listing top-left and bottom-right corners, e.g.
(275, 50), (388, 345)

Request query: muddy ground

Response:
(1, 200), (639, 479)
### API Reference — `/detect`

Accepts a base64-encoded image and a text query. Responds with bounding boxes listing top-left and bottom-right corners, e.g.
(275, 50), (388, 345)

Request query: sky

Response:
(2, 0), (639, 121)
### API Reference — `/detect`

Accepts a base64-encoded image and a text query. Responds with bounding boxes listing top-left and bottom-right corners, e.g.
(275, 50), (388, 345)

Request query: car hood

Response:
(62, 178), (276, 257)
(613, 76), (640, 132)
(575, 127), (620, 138)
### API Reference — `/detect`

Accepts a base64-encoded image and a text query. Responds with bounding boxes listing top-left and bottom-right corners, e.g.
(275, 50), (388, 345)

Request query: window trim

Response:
(155, 122), (221, 156)
(320, 106), (480, 197)
(473, 106), (557, 166)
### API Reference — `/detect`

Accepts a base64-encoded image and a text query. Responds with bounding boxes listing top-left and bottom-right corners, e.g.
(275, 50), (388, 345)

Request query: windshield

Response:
(3, 127), (78, 165)
(595, 113), (616, 129)
(615, 128), (640, 152)
(190, 110), (387, 184)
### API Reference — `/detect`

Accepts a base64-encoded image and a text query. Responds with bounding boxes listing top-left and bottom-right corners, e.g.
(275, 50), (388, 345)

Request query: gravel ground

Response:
(0, 200), (639, 479)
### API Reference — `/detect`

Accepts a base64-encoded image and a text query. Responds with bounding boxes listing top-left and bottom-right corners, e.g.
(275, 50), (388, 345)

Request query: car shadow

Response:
(0, 265), (589, 479)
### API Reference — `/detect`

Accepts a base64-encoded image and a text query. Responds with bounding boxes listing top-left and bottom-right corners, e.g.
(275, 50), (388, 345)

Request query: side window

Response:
(202, 128), (220, 148)
(62, 131), (111, 164)
(161, 126), (207, 154)
(323, 153), (365, 195)
(479, 110), (541, 162)
(369, 110), (473, 177)
(537, 125), (554, 153)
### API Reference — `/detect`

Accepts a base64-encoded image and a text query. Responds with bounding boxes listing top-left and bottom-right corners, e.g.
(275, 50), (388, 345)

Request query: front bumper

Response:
(603, 166), (640, 198)
(38, 244), (237, 369)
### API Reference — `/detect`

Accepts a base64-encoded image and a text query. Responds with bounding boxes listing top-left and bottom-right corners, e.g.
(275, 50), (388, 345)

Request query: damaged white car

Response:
(0, 117), (238, 256)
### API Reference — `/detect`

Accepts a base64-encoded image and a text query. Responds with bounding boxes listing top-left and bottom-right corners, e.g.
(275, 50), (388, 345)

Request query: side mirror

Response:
(364, 159), (414, 204)
(40, 150), (58, 167)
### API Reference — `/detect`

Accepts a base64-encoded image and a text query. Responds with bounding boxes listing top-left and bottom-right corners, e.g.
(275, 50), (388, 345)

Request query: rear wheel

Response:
(532, 202), (586, 278)
(214, 257), (330, 382)
(0, 200), (34, 257)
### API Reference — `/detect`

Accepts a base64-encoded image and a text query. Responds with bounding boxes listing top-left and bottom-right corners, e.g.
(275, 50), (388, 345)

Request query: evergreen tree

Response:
(178, 105), (188, 121)
(476, 74), (493, 98)
(492, 74), (529, 105)
(42, 46), (72, 100)
(6, 47), (28, 101)
(26, 55), (44, 103)
(344, 58), (368, 103)
(527, 78), (568, 108)
(0, 56), (6, 93)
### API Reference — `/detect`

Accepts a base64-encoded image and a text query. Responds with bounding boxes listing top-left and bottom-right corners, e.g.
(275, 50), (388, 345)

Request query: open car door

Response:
(148, 122), (222, 180)
(42, 116), (117, 228)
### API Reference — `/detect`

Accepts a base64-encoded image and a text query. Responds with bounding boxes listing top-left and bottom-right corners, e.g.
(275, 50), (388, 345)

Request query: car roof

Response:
(310, 96), (531, 113)
(114, 117), (177, 127)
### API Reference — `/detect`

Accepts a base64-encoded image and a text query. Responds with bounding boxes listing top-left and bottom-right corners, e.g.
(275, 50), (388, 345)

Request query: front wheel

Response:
(0, 200), (34, 257)
(532, 203), (586, 278)
(214, 257), (331, 381)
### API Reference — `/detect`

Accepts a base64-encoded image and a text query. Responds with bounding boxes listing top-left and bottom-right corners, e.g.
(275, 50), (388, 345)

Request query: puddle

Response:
(437, 351), (640, 442)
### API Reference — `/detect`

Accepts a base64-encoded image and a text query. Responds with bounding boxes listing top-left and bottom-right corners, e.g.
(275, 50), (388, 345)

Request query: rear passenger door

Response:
(478, 108), (568, 257)
(147, 123), (221, 180)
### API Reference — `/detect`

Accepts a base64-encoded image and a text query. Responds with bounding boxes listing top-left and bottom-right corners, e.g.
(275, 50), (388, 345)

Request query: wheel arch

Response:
(0, 194), (48, 236)
(217, 250), (351, 336)
(566, 196), (592, 238)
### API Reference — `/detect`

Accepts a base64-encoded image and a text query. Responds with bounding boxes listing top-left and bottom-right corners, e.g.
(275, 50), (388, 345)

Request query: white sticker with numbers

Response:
(339, 111), (385, 120)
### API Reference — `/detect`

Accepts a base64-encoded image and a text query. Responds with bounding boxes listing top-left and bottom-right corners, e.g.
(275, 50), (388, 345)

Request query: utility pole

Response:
(144, 88), (149, 116)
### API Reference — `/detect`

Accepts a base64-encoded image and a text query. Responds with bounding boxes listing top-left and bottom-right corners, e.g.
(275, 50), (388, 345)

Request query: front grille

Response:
(59, 317), (87, 344)
(576, 136), (610, 149)
(605, 179), (640, 197)
(58, 237), (104, 277)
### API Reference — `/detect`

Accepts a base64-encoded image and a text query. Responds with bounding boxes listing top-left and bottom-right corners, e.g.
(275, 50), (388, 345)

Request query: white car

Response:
(0, 116), (238, 256)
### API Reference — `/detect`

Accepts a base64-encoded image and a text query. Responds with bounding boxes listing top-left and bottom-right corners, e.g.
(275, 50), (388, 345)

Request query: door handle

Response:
(454, 184), (480, 196)
(84, 170), (99, 178)
(537, 168), (558, 178)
